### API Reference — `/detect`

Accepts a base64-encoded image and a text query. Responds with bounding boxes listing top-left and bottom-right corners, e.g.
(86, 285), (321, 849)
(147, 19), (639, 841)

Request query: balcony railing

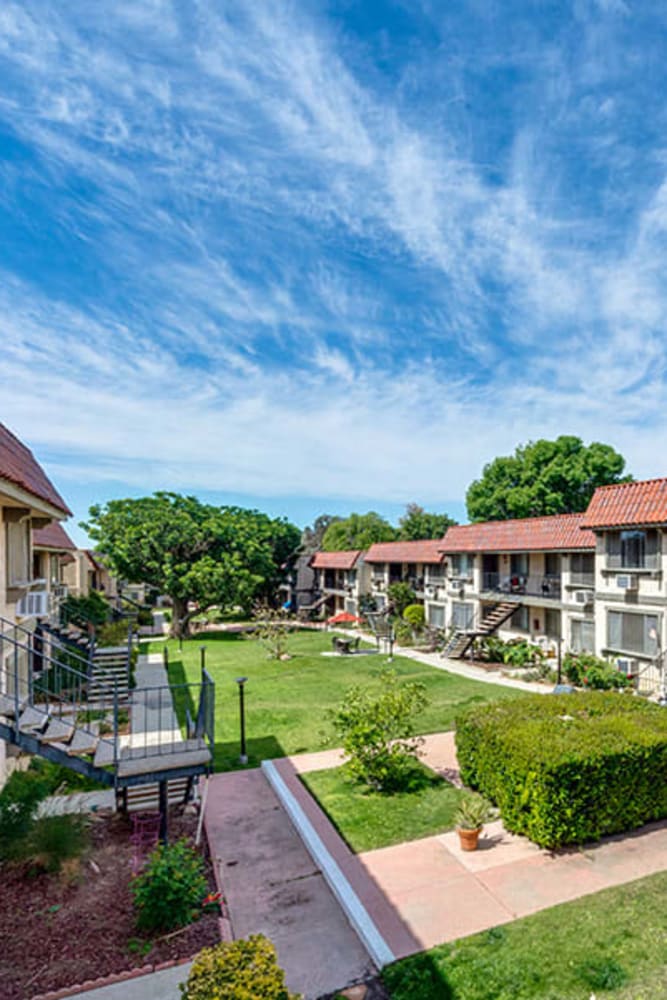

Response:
(570, 572), (595, 587)
(482, 572), (562, 600)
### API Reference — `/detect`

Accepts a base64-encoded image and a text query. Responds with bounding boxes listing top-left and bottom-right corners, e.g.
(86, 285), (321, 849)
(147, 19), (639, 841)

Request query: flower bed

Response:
(0, 811), (220, 1000)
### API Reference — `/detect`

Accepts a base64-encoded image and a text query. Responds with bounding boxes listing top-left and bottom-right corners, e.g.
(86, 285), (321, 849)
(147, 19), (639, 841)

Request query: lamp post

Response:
(557, 635), (563, 686)
(236, 676), (248, 764)
(200, 645), (206, 674)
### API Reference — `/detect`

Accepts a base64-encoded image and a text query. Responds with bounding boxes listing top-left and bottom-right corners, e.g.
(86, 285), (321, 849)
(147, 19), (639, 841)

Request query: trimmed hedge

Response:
(456, 693), (667, 848)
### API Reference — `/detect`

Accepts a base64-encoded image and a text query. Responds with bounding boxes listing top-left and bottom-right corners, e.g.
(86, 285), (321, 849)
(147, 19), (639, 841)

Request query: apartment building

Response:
(309, 550), (370, 617)
(0, 424), (72, 780)
(428, 514), (597, 652)
(32, 521), (77, 616)
(364, 540), (446, 612)
(581, 478), (667, 690)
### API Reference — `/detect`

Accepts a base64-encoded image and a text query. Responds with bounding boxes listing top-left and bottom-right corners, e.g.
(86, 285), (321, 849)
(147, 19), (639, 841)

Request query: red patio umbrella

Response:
(326, 611), (362, 625)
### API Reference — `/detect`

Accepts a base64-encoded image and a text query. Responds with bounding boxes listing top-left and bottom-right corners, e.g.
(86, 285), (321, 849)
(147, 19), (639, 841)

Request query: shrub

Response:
(456, 692), (667, 848)
(132, 839), (208, 932)
(387, 582), (416, 617)
(328, 670), (428, 791)
(96, 620), (130, 646)
(563, 652), (632, 690)
(61, 590), (110, 628)
(181, 935), (300, 1000)
(0, 768), (49, 861)
(28, 815), (88, 873)
(394, 620), (414, 646)
(403, 604), (425, 630)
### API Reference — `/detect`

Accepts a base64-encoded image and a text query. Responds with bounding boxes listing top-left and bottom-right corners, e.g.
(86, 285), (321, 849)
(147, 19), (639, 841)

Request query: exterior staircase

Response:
(0, 616), (214, 835)
(442, 601), (517, 659)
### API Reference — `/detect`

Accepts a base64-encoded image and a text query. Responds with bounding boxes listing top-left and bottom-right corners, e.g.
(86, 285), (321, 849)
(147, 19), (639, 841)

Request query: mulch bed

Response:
(0, 809), (220, 1000)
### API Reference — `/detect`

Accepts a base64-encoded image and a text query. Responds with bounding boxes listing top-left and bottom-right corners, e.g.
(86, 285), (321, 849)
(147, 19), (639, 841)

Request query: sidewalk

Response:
(269, 732), (667, 958)
(204, 768), (375, 999)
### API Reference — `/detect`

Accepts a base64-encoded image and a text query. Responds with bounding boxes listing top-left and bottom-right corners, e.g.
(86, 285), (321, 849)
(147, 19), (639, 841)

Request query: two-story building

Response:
(309, 550), (370, 617)
(32, 521), (77, 616)
(433, 513), (597, 652)
(581, 478), (667, 690)
(364, 540), (447, 613)
(0, 423), (72, 781)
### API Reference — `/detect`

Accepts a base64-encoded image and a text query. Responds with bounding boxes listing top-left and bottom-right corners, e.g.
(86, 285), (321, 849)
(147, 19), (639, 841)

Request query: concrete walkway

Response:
(334, 627), (552, 694)
(204, 768), (375, 999)
(273, 732), (667, 958)
(65, 963), (192, 1000)
(129, 652), (181, 748)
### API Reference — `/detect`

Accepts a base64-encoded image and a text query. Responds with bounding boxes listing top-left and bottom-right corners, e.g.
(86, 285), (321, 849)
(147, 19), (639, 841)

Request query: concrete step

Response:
(65, 726), (100, 755)
(18, 705), (50, 732)
(0, 693), (26, 718)
(93, 738), (117, 767)
(39, 717), (75, 743)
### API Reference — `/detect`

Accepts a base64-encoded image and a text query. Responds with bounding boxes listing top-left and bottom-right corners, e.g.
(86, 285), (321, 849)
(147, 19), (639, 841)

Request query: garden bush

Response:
(28, 815), (88, 873)
(387, 581), (416, 616)
(456, 692), (667, 848)
(328, 669), (428, 791)
(0, 767), (50, 861)
(563, 652), (632, 690)
(132, 839), (208, 931)
(96, 620), (130, 646)
(403, 604), (425, 630)
(181, 935), (300, 1000)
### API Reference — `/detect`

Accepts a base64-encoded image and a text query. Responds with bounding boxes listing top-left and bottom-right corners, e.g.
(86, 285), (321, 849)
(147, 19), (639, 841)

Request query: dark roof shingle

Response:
(0, 424), (71, 516)
(33, 522), (76, 551)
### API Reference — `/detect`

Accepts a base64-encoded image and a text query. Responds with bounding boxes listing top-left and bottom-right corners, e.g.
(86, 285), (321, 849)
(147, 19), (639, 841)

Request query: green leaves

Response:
(328, 670), (428, 791)
(466, 436), (631, 522)
(132, 839), (208, 933)
(83, 493), (300, 631)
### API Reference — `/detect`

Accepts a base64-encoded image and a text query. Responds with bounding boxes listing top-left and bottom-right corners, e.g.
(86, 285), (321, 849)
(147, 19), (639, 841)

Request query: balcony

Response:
(570, 572), (595, 588)
(482, 572), (562, 600)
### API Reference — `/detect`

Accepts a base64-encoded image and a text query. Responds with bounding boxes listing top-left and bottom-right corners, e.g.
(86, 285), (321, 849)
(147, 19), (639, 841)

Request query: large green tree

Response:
(398, 503), (457, 540)
(83, 493), (300, 636)
(321, 511), (397, 551)
(466, 436), (632, 522)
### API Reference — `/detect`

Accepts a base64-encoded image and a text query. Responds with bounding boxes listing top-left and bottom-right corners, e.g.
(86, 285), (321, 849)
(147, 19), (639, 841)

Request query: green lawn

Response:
(300, 763), (465, 853)
(383, 871), (667, 1000)
(151, 629), (521, 772)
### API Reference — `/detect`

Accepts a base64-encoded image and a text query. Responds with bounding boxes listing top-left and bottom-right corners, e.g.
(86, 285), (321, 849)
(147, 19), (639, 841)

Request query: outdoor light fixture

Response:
(236, 676), (248, 764)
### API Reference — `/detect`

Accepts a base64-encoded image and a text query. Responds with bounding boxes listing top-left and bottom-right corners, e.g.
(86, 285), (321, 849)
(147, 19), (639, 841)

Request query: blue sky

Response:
(2, 1), (667, 546)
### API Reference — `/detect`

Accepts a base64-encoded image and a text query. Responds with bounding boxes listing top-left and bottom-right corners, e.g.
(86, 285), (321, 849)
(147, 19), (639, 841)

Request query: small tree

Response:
(251, 604), (292, 660)
(329, 670), (428, 791)
(387, 581), (416, 617)
(403, 604), (425, 631)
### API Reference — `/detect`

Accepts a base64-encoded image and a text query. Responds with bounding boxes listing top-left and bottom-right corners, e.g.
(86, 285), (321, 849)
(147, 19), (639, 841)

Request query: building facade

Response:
(364, 539), (447, 613)
(309, 550), (370, 617)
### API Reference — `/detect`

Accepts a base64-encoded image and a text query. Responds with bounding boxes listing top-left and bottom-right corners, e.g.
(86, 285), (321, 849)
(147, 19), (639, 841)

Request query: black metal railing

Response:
(482, 573), (561, 599)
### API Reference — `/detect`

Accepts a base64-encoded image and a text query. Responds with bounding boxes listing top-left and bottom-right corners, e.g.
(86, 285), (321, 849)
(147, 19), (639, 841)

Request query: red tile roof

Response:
(33, 522), (76, 551)
(0, 424), (71, 516)
(365, 539), (446, 565)
(311, 550), (362, 570)
(441, 513), (595, 553)
(582, 478), (667, 529)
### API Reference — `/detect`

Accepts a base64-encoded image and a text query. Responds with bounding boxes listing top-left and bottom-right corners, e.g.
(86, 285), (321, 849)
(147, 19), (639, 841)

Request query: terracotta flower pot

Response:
(457, 826), (481, 851)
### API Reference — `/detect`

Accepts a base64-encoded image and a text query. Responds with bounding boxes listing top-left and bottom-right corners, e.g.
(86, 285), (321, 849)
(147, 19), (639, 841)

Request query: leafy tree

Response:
(83, 493), (300, 637)
(328, 670), (428, 791)
(387, 581), (416, 616)
(300, 514), (342, 554)
(398, 503), (457, 540)
(321, 511), (397, 551)
(466, 437), (632, 522)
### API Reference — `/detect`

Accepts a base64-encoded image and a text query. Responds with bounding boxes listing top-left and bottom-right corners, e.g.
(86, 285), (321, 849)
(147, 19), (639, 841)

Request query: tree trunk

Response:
(171, 596), (190, 639)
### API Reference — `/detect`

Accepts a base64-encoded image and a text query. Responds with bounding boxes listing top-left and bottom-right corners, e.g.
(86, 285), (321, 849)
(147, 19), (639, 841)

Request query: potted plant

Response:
(454, 794), (493, 851)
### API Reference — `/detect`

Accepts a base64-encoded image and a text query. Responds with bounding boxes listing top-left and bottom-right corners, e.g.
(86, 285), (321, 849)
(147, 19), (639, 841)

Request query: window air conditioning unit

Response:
(616, 657), (638, 676)
(573, 590), (594, 607)
(16, 590), (50, 618)
(615, 574), (638, 591)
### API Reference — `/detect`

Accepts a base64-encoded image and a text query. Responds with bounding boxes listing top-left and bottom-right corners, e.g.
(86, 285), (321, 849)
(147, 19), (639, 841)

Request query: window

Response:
(571, 618), (595, 653)
(606, 530), (659, 569)
(571, 552), (594, 586)
(427, 564), (445, 582)
(428, 604), (445, 628)
(545, 608), (561, 639)
(510, 553), (529, 577)
(345, 599), (356, 615)
(6, 519), (30, 586)
(450, 554), (473, 579)
(607, 611), (659, 656)
(511, 605), (529, 631)
(451, 601), (474, 629)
